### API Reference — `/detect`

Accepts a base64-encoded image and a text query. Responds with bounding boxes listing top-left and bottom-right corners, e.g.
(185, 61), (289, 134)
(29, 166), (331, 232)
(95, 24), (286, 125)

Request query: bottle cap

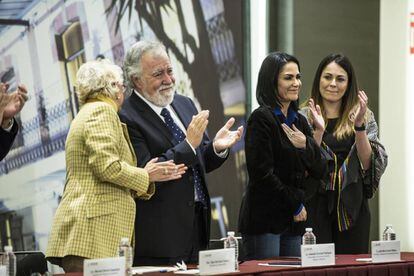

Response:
(4, 245), (13, 252)
(385, 224), (393, 228)
(305, 228), (313, 232)
(227, 231), (235, 236)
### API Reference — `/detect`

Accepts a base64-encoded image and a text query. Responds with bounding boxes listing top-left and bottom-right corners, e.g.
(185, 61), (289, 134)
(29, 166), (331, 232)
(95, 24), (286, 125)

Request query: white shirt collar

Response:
(134, 89), (165, 115)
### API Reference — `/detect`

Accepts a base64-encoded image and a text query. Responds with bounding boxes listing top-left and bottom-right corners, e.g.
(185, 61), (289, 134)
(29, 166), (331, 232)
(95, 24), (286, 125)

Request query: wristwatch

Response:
(354, 124), (366, 131)
(2, 118), (14, 130)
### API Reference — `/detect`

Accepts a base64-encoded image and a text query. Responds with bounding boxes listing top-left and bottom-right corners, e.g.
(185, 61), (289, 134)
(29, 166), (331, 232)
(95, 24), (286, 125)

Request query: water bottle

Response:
(223, 231), (239, 271)
(302, 228), (316, 245)
(382, 224), (396, 241)
(118, 237), (133, 276)
(3, 245), (16, 276)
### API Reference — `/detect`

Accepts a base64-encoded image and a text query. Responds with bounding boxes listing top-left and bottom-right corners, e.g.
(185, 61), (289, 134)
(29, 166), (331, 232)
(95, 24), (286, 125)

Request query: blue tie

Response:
(160, 108), (207, 206)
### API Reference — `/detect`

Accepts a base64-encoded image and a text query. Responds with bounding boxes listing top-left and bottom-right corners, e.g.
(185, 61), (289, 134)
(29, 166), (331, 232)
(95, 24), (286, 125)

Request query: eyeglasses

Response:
(112, 82), (126, 91)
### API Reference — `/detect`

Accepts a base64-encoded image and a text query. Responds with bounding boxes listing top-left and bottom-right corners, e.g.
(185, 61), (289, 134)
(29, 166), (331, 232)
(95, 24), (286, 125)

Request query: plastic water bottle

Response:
(118, 237), (133, 276)
(302, 228), (316, 245)
(223, 231), (239, 270)
(382, 224), (396, 241)
(3, 245), (16, 276)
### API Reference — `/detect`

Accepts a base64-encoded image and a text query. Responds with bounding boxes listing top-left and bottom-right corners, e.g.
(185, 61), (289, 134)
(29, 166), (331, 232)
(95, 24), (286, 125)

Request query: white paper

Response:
(174, 269), (200, 274)
(199, 248), (236, 275)
(356, 258), (372, 262)
(131, 266), (177, 274)
(301, 243), (335, 267)
(84, 257), (125, 276)
(371, 240), (401, 263)
(258, 262), (301, 267)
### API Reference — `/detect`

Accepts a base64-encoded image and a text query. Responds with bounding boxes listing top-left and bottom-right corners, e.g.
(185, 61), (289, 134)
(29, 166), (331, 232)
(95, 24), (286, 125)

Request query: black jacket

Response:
(238, 106), (326, 235)
(0, 120), (18, 161)
(119, 92), (226, 262)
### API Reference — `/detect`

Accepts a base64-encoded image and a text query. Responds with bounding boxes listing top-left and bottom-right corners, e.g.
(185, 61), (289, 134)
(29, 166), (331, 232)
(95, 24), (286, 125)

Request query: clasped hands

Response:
(185, 110), (244, 153)
(0, 82), (28, 128)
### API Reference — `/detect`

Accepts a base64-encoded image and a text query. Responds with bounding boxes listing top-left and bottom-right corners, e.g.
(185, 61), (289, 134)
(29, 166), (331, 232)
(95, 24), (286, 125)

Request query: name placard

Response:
(371, 240), (401, 263)
(84, 257), (125, 276)
(199, 248), (236, 275)
(301, 243), (335, 267)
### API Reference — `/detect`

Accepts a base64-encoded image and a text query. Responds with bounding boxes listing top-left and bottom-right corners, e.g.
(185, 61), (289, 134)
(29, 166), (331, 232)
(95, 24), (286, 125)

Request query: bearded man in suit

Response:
(120, 40), (243, 265)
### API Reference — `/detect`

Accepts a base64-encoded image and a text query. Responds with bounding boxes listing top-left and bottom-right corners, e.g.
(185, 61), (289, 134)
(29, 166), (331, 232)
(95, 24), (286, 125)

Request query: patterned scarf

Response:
(321, 142), (353, 232)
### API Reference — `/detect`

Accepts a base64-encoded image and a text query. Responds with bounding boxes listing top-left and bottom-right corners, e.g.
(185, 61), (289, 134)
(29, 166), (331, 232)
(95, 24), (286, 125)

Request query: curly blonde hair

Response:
(76, 59), (123, 106)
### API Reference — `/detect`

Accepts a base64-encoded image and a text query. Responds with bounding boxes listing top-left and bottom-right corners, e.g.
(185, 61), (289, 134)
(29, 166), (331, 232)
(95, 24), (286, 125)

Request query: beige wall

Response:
(379, 0), (412, 251)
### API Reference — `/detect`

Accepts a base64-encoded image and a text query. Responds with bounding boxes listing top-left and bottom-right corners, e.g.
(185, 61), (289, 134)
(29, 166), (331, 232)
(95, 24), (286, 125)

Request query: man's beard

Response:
(141, 84), (175, 107)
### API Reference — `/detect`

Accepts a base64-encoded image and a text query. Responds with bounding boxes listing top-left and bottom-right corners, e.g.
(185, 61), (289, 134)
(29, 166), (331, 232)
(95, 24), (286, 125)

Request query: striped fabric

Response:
(46, 101), (154, 264)
(321, 142), (353, 231)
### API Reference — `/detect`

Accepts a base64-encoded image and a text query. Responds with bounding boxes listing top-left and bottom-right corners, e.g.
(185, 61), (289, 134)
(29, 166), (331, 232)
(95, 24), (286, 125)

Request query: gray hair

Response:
(123, 40), (166, 93)
(76, 59), (123, 106)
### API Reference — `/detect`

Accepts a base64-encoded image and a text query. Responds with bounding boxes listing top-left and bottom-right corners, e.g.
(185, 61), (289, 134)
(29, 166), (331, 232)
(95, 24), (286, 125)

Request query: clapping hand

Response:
(186, 110), (209, 149)
(281, 123), (306, 149)
(144, 158), (187, 182)
(0, 83), (28, 127)
(354, 90), (368, 127)
(213, 117), (244, 153)
(308, 98), (325, 132)
(0, 83), (12, 124)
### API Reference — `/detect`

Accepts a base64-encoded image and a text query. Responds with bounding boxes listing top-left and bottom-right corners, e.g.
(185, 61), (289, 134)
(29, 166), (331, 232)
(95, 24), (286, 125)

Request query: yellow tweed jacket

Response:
(46, 101), (154, 264)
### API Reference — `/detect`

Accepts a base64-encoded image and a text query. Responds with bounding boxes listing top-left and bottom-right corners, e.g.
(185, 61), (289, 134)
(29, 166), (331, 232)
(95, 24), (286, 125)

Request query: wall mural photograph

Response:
(0, 0), (246, 272)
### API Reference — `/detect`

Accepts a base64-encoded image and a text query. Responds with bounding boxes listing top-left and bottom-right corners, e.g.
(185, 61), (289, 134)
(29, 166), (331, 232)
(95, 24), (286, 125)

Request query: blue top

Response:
(273, 105), (298, 127)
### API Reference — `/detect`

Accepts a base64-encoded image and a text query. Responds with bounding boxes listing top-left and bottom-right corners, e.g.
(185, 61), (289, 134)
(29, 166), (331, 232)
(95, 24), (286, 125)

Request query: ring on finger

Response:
(164, 168), (168, 175)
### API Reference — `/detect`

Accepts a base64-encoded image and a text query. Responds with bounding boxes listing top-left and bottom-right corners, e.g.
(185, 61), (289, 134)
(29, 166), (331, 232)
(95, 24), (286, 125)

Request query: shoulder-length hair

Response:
(310, 53), (363, 140)
(256, 52), (301, 110)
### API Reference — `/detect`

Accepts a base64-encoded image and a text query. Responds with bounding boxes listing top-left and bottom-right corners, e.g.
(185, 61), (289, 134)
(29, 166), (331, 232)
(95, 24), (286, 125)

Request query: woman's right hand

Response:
(144, 158), (187, 182)
(308, 98), (325, 132)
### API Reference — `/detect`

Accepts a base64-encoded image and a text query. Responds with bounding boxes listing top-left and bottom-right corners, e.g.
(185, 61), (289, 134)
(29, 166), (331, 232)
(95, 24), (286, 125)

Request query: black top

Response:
(323, 118), (354, 166)
(238, 106), (326, 235)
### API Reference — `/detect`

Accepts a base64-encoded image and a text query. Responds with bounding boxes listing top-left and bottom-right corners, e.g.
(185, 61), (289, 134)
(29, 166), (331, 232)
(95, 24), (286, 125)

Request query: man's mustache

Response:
(158, 84), (174, 92)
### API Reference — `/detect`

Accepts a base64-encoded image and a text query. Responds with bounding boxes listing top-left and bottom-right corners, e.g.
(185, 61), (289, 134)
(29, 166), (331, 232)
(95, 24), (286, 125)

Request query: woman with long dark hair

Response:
(238, 52), (326, 259)
(302, 53), (388, 253)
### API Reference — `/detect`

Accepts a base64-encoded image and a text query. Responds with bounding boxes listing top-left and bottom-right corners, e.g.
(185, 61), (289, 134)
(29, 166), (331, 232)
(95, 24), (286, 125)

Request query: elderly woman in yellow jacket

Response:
(46, 60), (187, 272)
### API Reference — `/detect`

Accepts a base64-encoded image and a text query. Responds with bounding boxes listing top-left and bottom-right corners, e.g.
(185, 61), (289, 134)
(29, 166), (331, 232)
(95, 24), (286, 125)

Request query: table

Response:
(236, 252), (414, 275)
(60, 252), (414, 276)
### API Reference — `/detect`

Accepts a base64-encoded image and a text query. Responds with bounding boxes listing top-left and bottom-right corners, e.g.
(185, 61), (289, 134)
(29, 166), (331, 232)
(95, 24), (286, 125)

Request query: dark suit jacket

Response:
(119, 92), (226, 261)
(238, 106), (326, 236)
(0, 120), (18, 161)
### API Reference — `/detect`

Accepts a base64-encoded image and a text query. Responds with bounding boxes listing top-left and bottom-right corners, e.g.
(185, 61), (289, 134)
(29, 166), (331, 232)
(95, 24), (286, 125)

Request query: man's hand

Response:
(2, 84), (28, 126)
(186, 110), (209, 149)
(213, 117), (244, 153)
(0, 83), (12, 127)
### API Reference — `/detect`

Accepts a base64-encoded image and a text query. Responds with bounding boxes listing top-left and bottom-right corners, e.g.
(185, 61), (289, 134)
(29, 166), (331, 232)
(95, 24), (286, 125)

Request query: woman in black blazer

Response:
(238, 52), (326, 259)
